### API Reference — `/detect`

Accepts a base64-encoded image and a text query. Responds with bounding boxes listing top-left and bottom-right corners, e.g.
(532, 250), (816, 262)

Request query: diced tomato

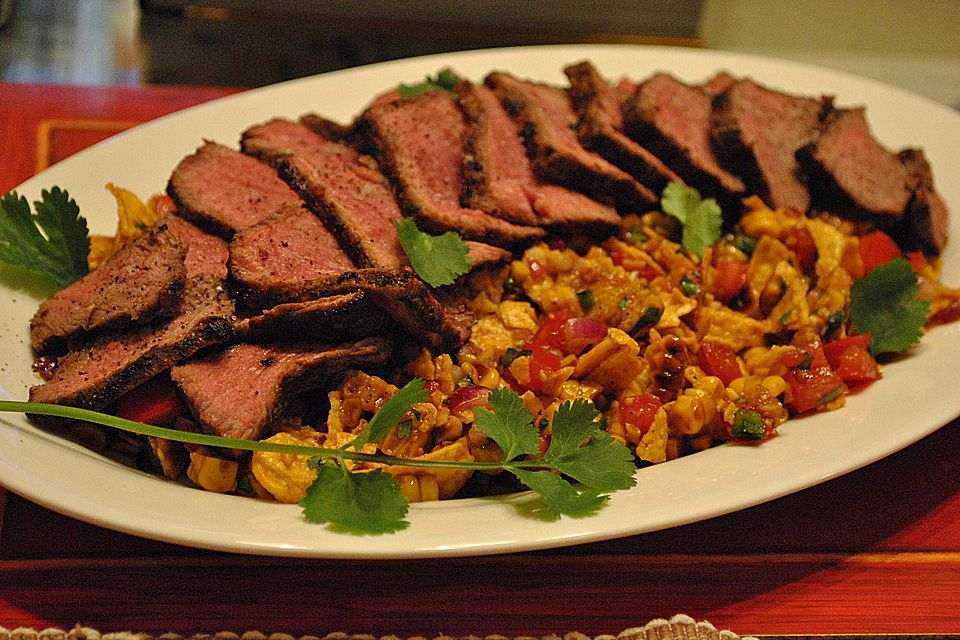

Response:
(619, 394), (662, 436)
(781, 337), (845, 414)
(527, 258), (546, 281)
(783, 226), (817, 274)
(531, 311), (573, 351)
(114, 374), (184, 428)
(823, 334), (881, 383)
(859, 230), (902, 274)
(713, 259), (748, 302)
(520, 344), (563, 394)
(907, 250), (926, 274)
(697, 340), (742, 385)
(151, 193), (178, 217)
(608, 248), (625, 266)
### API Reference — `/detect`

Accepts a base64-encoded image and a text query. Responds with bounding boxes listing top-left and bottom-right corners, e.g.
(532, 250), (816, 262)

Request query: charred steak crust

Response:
(167, 140), (302, 238)
(485, 70), (657, 211)
(29, 274), (236, 411)
(234, 291), (381, 343)
(563, 61), (682, 194)
(30, 221), (187, 354)
(898, 148), (950, 255)
(622, 72), (746, 210)
(356, 89), (545, 247)
(171, 336), (392, 441)
(797, 107), (912, 220)
(710, 78), (831, 213)
(227, 204), (357, 310)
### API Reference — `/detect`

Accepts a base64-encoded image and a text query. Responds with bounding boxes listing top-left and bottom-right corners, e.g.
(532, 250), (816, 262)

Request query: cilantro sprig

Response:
(397, 69), (460, 99)
(660, 182), (723, 258)
(850, 258), (929, 356)
(396, 217), (472, 287)
(0, 383), (637, 534)
(0, 188), (90, 291)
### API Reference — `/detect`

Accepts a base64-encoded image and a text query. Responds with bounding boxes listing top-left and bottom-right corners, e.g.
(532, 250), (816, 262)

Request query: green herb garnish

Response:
(576, 289), (595, 311)
(501, 347), (532, 368)
(397, 69), (460, 99)
(731, 409), (764, 440)
(824, 310), (846, 339)
(660, 182), (723, 258)
(629, 306), (662, 335)
(0, 188), (90, 291)
(816, 385), (843, 406)
(396, 217), (472, 287)
(680, 275), (701, 297)
(850, 258), (929, 356)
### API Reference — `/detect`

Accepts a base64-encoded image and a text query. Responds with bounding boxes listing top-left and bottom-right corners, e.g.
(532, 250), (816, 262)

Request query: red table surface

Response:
(2, 81), (960, 636)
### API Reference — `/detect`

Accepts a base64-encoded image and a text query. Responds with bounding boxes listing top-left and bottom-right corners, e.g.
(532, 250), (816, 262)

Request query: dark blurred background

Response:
(0, 0), (957, 108)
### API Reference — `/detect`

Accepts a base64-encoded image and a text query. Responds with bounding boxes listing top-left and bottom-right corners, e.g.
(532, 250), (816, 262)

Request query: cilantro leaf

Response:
(396, 217), (472, 287)
(473, 387), (540, 461)
(397, 69), (460, 99)
(0, 188), (90, 290)
(850, 258), (929, 356)
(511, 469), (608, 518)
(660, 182), (722, 258)
(348, 378), (428, 450)
(542, 400), (637, 491)
(300, 462), (409, 534)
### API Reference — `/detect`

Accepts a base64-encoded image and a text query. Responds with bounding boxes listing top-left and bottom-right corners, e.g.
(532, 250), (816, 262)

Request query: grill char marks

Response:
(30, 222), (187, 354)
(29, 275), (235, 410)
(898, 148), (950, 254)
(458, 80), (619, 229)
(228, 204), (357, 310)
(623, 72), (746, 210)
(798, 107), (913, 221)
(710, 78), (831, 213)
(167, 141), (302, 238)
(564, 61), (682, 195)
(171, 336), (391, 441)
(234, 291), (381, 344)
(357, 89), (544, 247)
(486, 71), (657, 211)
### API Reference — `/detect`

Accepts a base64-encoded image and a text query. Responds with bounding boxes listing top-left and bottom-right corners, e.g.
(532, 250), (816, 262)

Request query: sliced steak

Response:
(29, 275), (235, 410)
(702, 71), (738, 97)
(486, 71), (657, 211)
(465, 241), (511, 269)
(798, 107), (911, 220)
(161, 212), (229, 278)
(228, 204), (356, 309)
(711, 78), (831, 212)
(30, 222), (187, 354)
(357, 89), (544, 246)
(171, 336), (391, 441)
(898, 148), (949, 254)
(458, 80), (619, 229)
(623, 72), (746, 209)
(564, 61), (682, 195)
(167, 141), (302, 238)
(235, 291), (380, 343)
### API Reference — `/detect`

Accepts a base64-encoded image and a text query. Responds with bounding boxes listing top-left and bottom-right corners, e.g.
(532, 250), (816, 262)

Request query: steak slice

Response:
(486, 71), (656, 211)
(357, 89), (544, 247)
(235, 291), (380, 343)
(564, 61), (682, 194)
(30, 222), (187, 354)
(161, 212), (230, 278)
(171, 336), (391, 441)
(228, 204), (356, 309)
(623, 72), (746, 209)
(458, 80), (619, 229)
(29, 275), (235, 410)
(711, 78), (831, 212)
(167, 141), (302, 238)
(898, 148), (949, 254)
(798, 107), (911, 220)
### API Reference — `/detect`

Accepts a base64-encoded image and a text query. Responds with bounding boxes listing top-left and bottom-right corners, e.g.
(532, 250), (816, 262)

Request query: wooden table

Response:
(2, 82), (960, 636)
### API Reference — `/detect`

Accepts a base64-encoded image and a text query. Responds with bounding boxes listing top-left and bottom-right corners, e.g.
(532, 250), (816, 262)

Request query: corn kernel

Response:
(187, 452), (238, 494)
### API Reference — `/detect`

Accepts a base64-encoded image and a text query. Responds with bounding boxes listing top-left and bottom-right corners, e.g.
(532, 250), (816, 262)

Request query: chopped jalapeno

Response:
(501, 347), (532, 368)
(824, 310), (845, 338)
(576, 289), (595, 311)
(629, 307), (662, 336)
(681, 275), (701, 297)
(816, 385), (844, 406)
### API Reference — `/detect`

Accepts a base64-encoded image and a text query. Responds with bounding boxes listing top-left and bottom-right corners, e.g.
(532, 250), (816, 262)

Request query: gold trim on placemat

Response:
(34, 119), (140, 174)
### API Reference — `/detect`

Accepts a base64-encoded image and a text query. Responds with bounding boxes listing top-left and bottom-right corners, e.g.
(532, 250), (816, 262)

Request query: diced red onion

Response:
(561, 317), (608, 354)
(447, 385), (491, 414)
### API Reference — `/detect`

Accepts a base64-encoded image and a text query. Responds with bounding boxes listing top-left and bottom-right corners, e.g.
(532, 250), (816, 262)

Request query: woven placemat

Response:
(0, 615), (754, 640)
